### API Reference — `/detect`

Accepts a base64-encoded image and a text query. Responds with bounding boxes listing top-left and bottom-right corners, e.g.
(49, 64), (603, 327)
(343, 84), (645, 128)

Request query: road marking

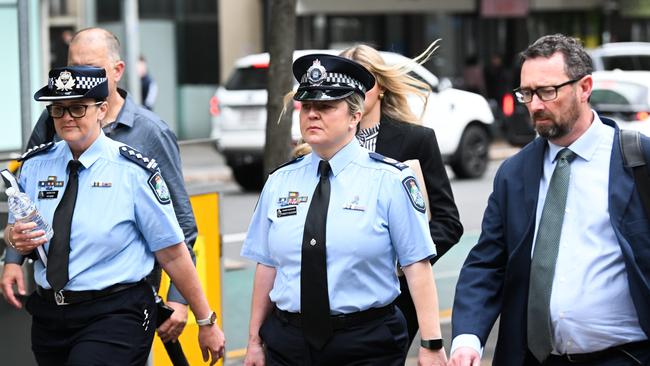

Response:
(223, 232), (247, 244)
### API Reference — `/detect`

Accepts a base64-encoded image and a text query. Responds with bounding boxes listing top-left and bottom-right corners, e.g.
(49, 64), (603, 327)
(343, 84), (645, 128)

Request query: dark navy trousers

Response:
(26, 281), (156, 366)
(261, 306), (409, 366)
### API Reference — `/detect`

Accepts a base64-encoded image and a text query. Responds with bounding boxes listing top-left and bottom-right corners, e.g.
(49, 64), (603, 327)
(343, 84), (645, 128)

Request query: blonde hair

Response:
(339, 40), (440, 124)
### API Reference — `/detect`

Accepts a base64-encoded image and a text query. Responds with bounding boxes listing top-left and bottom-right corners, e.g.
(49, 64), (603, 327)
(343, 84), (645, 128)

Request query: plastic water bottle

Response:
(6, 187), (54, 241)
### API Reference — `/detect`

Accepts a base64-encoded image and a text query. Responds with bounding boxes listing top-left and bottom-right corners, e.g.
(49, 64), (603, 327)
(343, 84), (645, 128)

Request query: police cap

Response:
(34, 65), (108, 101)
(292, 54), (375, 102)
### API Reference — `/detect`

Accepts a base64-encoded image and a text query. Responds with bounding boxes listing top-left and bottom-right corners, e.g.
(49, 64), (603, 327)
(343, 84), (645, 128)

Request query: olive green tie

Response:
(527, 148), (577, 363)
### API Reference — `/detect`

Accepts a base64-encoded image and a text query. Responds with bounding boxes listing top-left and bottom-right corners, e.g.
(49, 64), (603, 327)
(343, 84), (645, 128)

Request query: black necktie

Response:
(301, 160), (332, 349)
(47, 160), (82, 291)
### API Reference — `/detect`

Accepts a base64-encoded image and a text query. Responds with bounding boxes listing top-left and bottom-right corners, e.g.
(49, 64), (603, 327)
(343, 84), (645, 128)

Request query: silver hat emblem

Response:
(54, 70), (76, 92)
(307, 59), (327, 86)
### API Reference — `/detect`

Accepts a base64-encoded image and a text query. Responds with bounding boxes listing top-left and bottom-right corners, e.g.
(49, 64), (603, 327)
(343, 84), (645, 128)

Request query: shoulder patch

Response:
(368, 152), (408, 170)
(119, 145), (159, 173)
(148, 171), (171, 204)
(402, 176), (426, 213)
(269, 156), (305, 175)
(18, 142), (55, 162)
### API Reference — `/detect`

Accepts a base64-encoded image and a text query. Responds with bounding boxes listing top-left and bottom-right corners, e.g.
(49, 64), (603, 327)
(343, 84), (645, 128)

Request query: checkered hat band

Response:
(48, 76), (107, 90)
(300, 72), (366, 92)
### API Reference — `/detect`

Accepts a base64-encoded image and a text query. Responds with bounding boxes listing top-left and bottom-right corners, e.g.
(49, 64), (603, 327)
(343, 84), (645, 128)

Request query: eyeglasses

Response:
(513, 78), (583, 103)
(46, 102), (103, 118)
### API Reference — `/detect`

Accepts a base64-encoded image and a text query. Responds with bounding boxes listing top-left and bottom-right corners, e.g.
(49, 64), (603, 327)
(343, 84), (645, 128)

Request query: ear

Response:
(349, 110), (362, 130)
(97, 101), (108, 121)
(113, 60), (126, 83)
(579, 74), (593, 103)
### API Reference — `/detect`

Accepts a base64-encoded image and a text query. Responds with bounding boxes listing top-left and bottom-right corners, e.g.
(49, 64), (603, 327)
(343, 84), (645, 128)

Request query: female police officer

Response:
(7, 65), (224, 365)
(241, 55), (447, 366)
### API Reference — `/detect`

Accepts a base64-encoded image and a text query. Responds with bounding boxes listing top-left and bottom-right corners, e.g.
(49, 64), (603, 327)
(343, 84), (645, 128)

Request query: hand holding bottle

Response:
(6, 187), (52, 256)
(7, 221), (48, 255)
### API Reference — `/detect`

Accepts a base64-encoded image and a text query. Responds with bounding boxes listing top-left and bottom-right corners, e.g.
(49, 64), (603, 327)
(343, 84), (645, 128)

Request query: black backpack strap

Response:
(620, 129), (650, 217)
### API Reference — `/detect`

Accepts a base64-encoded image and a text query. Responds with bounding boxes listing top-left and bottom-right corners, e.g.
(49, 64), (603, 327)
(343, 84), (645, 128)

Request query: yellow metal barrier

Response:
(153, 191), (223, 365)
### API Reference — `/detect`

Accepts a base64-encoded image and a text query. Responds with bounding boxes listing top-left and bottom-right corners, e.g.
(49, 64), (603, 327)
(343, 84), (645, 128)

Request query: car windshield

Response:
(225, 66), (268, 90)
(592, 80), (648, 107)
(602, 55), (650, 71)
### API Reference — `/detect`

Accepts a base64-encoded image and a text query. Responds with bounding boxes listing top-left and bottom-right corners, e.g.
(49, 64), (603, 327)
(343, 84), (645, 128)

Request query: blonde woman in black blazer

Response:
(341, 44), (463, 347)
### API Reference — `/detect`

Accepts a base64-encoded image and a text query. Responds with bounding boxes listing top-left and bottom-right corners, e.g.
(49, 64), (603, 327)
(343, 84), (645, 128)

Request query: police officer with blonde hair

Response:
(242, 54), (447, 366)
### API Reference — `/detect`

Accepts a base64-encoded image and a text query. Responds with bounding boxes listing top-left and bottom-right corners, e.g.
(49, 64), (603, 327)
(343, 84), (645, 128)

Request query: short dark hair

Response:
(520, 34), (593, 79)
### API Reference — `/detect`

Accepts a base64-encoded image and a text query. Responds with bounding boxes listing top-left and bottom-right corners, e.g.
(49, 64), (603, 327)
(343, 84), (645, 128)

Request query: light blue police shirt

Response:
(241, 139), (436, 314)
(13, 132), (184, 291)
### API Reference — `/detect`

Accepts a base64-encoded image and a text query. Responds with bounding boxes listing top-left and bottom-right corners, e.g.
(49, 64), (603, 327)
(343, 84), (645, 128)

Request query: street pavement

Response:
(178, 140), (519, 366)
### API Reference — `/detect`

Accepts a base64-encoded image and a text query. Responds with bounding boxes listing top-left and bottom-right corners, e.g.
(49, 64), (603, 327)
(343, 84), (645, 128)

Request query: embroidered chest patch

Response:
(402, 176), (426, 213)
(148, 171), (171, 204)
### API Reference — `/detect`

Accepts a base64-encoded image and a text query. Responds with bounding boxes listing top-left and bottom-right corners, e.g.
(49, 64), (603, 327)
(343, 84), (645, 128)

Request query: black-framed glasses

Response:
(514, 78), (583, 103)
(46, 102), (103, 118)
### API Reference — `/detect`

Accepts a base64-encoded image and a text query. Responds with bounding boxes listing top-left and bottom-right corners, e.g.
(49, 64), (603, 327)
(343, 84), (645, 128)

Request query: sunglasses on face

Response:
(47, 102), (103, 118)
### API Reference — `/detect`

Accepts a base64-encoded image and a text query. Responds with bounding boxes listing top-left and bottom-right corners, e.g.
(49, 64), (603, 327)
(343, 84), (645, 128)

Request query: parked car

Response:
(210, 50), (495, 190)
(590, 42), (650, 71)
(591, 70), (650, 137)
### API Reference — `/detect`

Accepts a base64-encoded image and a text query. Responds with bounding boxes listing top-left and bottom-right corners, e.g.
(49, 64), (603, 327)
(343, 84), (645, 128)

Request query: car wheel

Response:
(451, 125), (489, 179)
(232, 163), (264, 191)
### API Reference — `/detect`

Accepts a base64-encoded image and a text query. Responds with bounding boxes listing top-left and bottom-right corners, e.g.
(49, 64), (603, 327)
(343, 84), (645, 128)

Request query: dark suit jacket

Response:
(451, 117), (650, 365)
(375, 116), (463, 260)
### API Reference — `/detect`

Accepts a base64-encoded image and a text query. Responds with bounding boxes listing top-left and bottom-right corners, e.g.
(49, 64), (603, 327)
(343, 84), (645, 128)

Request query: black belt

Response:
(273, 304), (394, 330)
(37, 281), (142, 306)
(547, 340), (650, 363)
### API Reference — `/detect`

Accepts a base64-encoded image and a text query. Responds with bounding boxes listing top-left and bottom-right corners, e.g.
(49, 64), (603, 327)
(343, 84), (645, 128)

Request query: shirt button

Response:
(559, 312), (564, 319)
(560, 277), (566, 283)
(310, 239), (316, 246)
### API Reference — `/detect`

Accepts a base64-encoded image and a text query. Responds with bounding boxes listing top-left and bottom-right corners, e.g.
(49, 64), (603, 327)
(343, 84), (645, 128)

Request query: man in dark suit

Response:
(450, 34), (650, 366)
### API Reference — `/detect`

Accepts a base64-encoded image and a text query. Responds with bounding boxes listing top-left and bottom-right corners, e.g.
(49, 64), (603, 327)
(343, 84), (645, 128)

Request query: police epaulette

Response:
(18, 142), (55, 162)
(369, 152), (408, 170)
(119, 145), (159, 173)
(269, 155), (305, 175)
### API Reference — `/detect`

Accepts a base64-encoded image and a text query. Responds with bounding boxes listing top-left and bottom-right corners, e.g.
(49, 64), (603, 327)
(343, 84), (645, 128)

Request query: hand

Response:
(198, 324), (225, 365)
(9, 222), (48, 255)
(243, 339), (265, 366)
(157, 301), (188, 343)
(1, 263), (25, 309)
(418, 346), (448, 366)
(449, 346), (481, 366)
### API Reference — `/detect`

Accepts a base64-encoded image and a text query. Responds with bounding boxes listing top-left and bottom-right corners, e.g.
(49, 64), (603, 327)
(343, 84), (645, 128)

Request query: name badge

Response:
(277, 206), (297, 217)
(38, 190), (58, 199)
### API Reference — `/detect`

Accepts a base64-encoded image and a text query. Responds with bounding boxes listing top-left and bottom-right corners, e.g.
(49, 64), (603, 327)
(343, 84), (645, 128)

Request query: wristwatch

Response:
(420, 338), (444, 350)
(196, 311), (217, 326)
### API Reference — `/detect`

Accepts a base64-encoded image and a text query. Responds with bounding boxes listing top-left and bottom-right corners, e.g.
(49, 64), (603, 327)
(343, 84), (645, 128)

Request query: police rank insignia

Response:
(148, 171), (171, 204)
(402, 176), (426, 213)
(307, 59), (327, 85)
